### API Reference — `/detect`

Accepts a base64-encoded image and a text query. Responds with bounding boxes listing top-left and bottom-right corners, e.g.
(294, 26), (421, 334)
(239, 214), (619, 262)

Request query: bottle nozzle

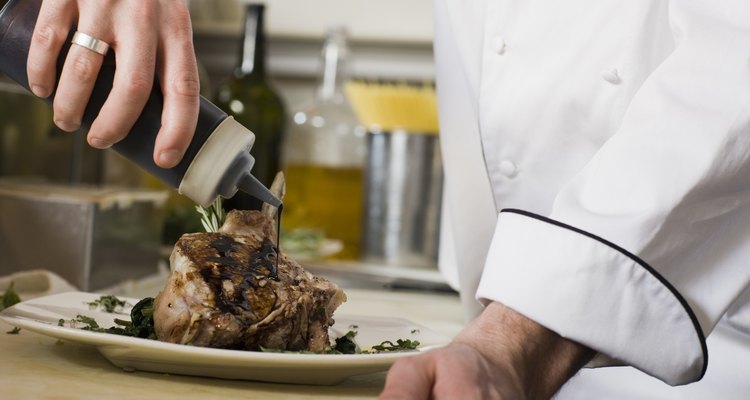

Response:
(238, 173), (281, 208)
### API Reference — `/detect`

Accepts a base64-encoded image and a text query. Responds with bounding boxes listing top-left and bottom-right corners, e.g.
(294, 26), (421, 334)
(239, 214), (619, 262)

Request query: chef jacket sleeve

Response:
(476, 1), (750, 386)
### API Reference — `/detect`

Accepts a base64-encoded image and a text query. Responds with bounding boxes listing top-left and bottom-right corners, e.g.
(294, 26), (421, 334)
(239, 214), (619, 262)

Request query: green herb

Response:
(195, 197), (226, 233)
(333, 330), (358, 354)
(242, 330), (421, 355)
(314, 307), (326, 318)
(369, 339), (421, 353)
(6, 327), (20, 334)
(0, 282), (21, 311)
(67, 297), (156, 339)
(411, 329), (420, 334)
(86, 295), (128, 313)
(73, 314), (101, 330)
(125, 297), (156, 339)
(58, 319), (65, 327)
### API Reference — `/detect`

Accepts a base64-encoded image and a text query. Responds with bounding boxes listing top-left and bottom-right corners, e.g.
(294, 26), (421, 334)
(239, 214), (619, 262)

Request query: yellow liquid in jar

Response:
(282, 164), (363, 259)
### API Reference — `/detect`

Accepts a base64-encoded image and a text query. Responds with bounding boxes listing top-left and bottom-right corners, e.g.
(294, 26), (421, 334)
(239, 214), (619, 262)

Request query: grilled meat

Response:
(153, 176), (346, 352)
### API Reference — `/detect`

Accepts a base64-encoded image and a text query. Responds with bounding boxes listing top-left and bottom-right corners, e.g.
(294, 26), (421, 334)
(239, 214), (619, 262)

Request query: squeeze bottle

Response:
(0, 0), (280, 207)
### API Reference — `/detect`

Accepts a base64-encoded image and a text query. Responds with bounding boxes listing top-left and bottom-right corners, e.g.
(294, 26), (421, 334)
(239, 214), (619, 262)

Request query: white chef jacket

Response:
(433, 0), (750, 397)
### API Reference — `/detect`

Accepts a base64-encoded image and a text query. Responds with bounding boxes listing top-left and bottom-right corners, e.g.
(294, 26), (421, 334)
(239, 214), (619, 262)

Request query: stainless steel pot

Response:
(361, 130), (442, 268)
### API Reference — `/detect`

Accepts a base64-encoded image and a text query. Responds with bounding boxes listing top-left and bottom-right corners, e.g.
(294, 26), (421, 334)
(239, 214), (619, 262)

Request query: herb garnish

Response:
(86, 295), (129, 313)
(6, 327), (20, 334)
(124, 297), (157, 339)
(259, 330), (421, 355)
(333, 330), (358, 354)
(370, 339), (421, 352)
(196, 197), (226, 233)
(64, 297), (156, 339)
(331, 329), (422, 354)
(71, 314), (101, 330)
(0, 281), (21, 311)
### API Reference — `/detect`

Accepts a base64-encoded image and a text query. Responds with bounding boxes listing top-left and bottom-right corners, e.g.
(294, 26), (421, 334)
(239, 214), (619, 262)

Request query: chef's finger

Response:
(379, 356), (434, 400)
(53, 26), (110, 133)
(27, 0), (76, 98)
(87, 23), (157, 149)
(154, 4), (199, 168)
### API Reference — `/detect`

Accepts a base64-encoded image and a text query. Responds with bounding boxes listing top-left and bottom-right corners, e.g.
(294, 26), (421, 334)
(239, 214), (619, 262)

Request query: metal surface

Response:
(303, 260), (454, 292)
(361, 130), (442, 269)
(0, 182), (168, 290)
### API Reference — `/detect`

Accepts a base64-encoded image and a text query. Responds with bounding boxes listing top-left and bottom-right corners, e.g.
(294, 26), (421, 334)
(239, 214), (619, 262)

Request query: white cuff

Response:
(476, 209), (707, 385)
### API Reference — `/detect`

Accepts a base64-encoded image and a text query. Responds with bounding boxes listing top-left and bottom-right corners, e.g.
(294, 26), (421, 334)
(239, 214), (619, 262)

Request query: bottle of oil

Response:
(282, 26), (366, 260)
(215, 3), (285, 212)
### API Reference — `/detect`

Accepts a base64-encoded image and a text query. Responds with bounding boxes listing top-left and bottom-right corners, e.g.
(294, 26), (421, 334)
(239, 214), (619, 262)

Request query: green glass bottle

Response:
(215, 3), (285, 211)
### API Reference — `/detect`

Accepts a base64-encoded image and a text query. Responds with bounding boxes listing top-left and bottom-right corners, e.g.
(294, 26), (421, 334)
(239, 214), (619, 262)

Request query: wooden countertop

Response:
(0, 287), (464, 399)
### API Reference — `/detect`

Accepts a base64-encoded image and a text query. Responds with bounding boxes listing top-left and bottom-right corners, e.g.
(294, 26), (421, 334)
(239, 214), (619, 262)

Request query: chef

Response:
(380, 1), (750, 398)
(27, 0), (750, 398)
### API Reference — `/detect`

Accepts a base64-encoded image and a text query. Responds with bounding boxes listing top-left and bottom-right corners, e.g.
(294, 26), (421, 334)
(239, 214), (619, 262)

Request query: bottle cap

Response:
(179, 116), (280, 207)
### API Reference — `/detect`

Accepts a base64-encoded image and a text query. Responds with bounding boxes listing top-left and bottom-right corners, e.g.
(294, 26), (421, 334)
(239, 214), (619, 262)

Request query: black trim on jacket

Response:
(500, 208), (709, 379)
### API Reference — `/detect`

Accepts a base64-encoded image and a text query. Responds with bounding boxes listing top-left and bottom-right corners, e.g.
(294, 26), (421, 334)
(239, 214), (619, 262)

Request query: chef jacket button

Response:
(499, 160), (518, 177)
(601, 68), (621, 84)
(493, 37), (507, 55)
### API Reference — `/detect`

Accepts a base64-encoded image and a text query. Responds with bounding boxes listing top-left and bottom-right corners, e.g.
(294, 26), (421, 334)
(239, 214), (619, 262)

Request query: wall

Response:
(191, 0), (434, 43)
(190, 0), (436, 109)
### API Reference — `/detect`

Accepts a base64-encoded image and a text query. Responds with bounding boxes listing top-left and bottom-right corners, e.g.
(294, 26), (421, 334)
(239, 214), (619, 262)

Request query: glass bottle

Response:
(215, 3), (286, 211)
(282, 26), (366, 260)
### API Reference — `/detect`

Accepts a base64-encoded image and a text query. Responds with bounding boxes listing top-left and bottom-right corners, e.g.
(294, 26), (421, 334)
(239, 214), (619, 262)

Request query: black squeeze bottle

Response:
(0, 0), (281, 208)
(215, 3), (285, 212)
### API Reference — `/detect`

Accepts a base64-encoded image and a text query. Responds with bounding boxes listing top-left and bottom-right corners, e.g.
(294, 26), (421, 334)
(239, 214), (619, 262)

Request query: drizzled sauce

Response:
(200, 234), (279, 315)
(198, 198), (283, 315)
(275, 203), (283, 274)
(207, 235), (279, 280)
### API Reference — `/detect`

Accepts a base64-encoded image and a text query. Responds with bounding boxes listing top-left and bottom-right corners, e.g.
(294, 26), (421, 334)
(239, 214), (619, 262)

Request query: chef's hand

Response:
(27, 0), (199, 168)
(378, 302), (595, 400)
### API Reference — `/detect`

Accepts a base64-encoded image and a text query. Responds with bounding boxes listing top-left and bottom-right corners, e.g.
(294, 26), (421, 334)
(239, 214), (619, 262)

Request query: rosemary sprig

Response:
(195, 197), (225, 233)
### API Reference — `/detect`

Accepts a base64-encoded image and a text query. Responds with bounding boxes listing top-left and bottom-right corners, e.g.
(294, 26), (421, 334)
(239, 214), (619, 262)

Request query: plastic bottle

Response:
(215, 3), (285, 211)
(0, 0), (279, 208)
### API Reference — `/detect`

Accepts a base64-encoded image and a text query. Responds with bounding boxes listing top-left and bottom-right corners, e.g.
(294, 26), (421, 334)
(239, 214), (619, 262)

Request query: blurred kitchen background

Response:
(0, 0), (450, 292)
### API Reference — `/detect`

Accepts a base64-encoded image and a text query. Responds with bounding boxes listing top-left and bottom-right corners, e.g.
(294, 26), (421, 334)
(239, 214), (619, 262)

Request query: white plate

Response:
(0, 292), (449, 385)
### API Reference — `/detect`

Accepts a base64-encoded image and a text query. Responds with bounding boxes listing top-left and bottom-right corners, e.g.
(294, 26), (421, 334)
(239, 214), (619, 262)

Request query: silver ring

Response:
(71, 31), (110, 56)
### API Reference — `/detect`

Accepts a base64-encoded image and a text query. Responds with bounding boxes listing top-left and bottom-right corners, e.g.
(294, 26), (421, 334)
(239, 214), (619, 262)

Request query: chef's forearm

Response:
(454, 301), (595, 399)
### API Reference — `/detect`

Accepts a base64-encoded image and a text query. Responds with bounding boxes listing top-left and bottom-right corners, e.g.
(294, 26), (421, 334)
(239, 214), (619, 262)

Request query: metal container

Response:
(0, 182), (168, 290)
(361, 130), (442, 268)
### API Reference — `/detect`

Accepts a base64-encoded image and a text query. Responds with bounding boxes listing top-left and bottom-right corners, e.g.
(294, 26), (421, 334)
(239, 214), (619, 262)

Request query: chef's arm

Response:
(454, 301), (595, 399)
(477, 0), (750, 386)
(380, 301), (594, 400)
